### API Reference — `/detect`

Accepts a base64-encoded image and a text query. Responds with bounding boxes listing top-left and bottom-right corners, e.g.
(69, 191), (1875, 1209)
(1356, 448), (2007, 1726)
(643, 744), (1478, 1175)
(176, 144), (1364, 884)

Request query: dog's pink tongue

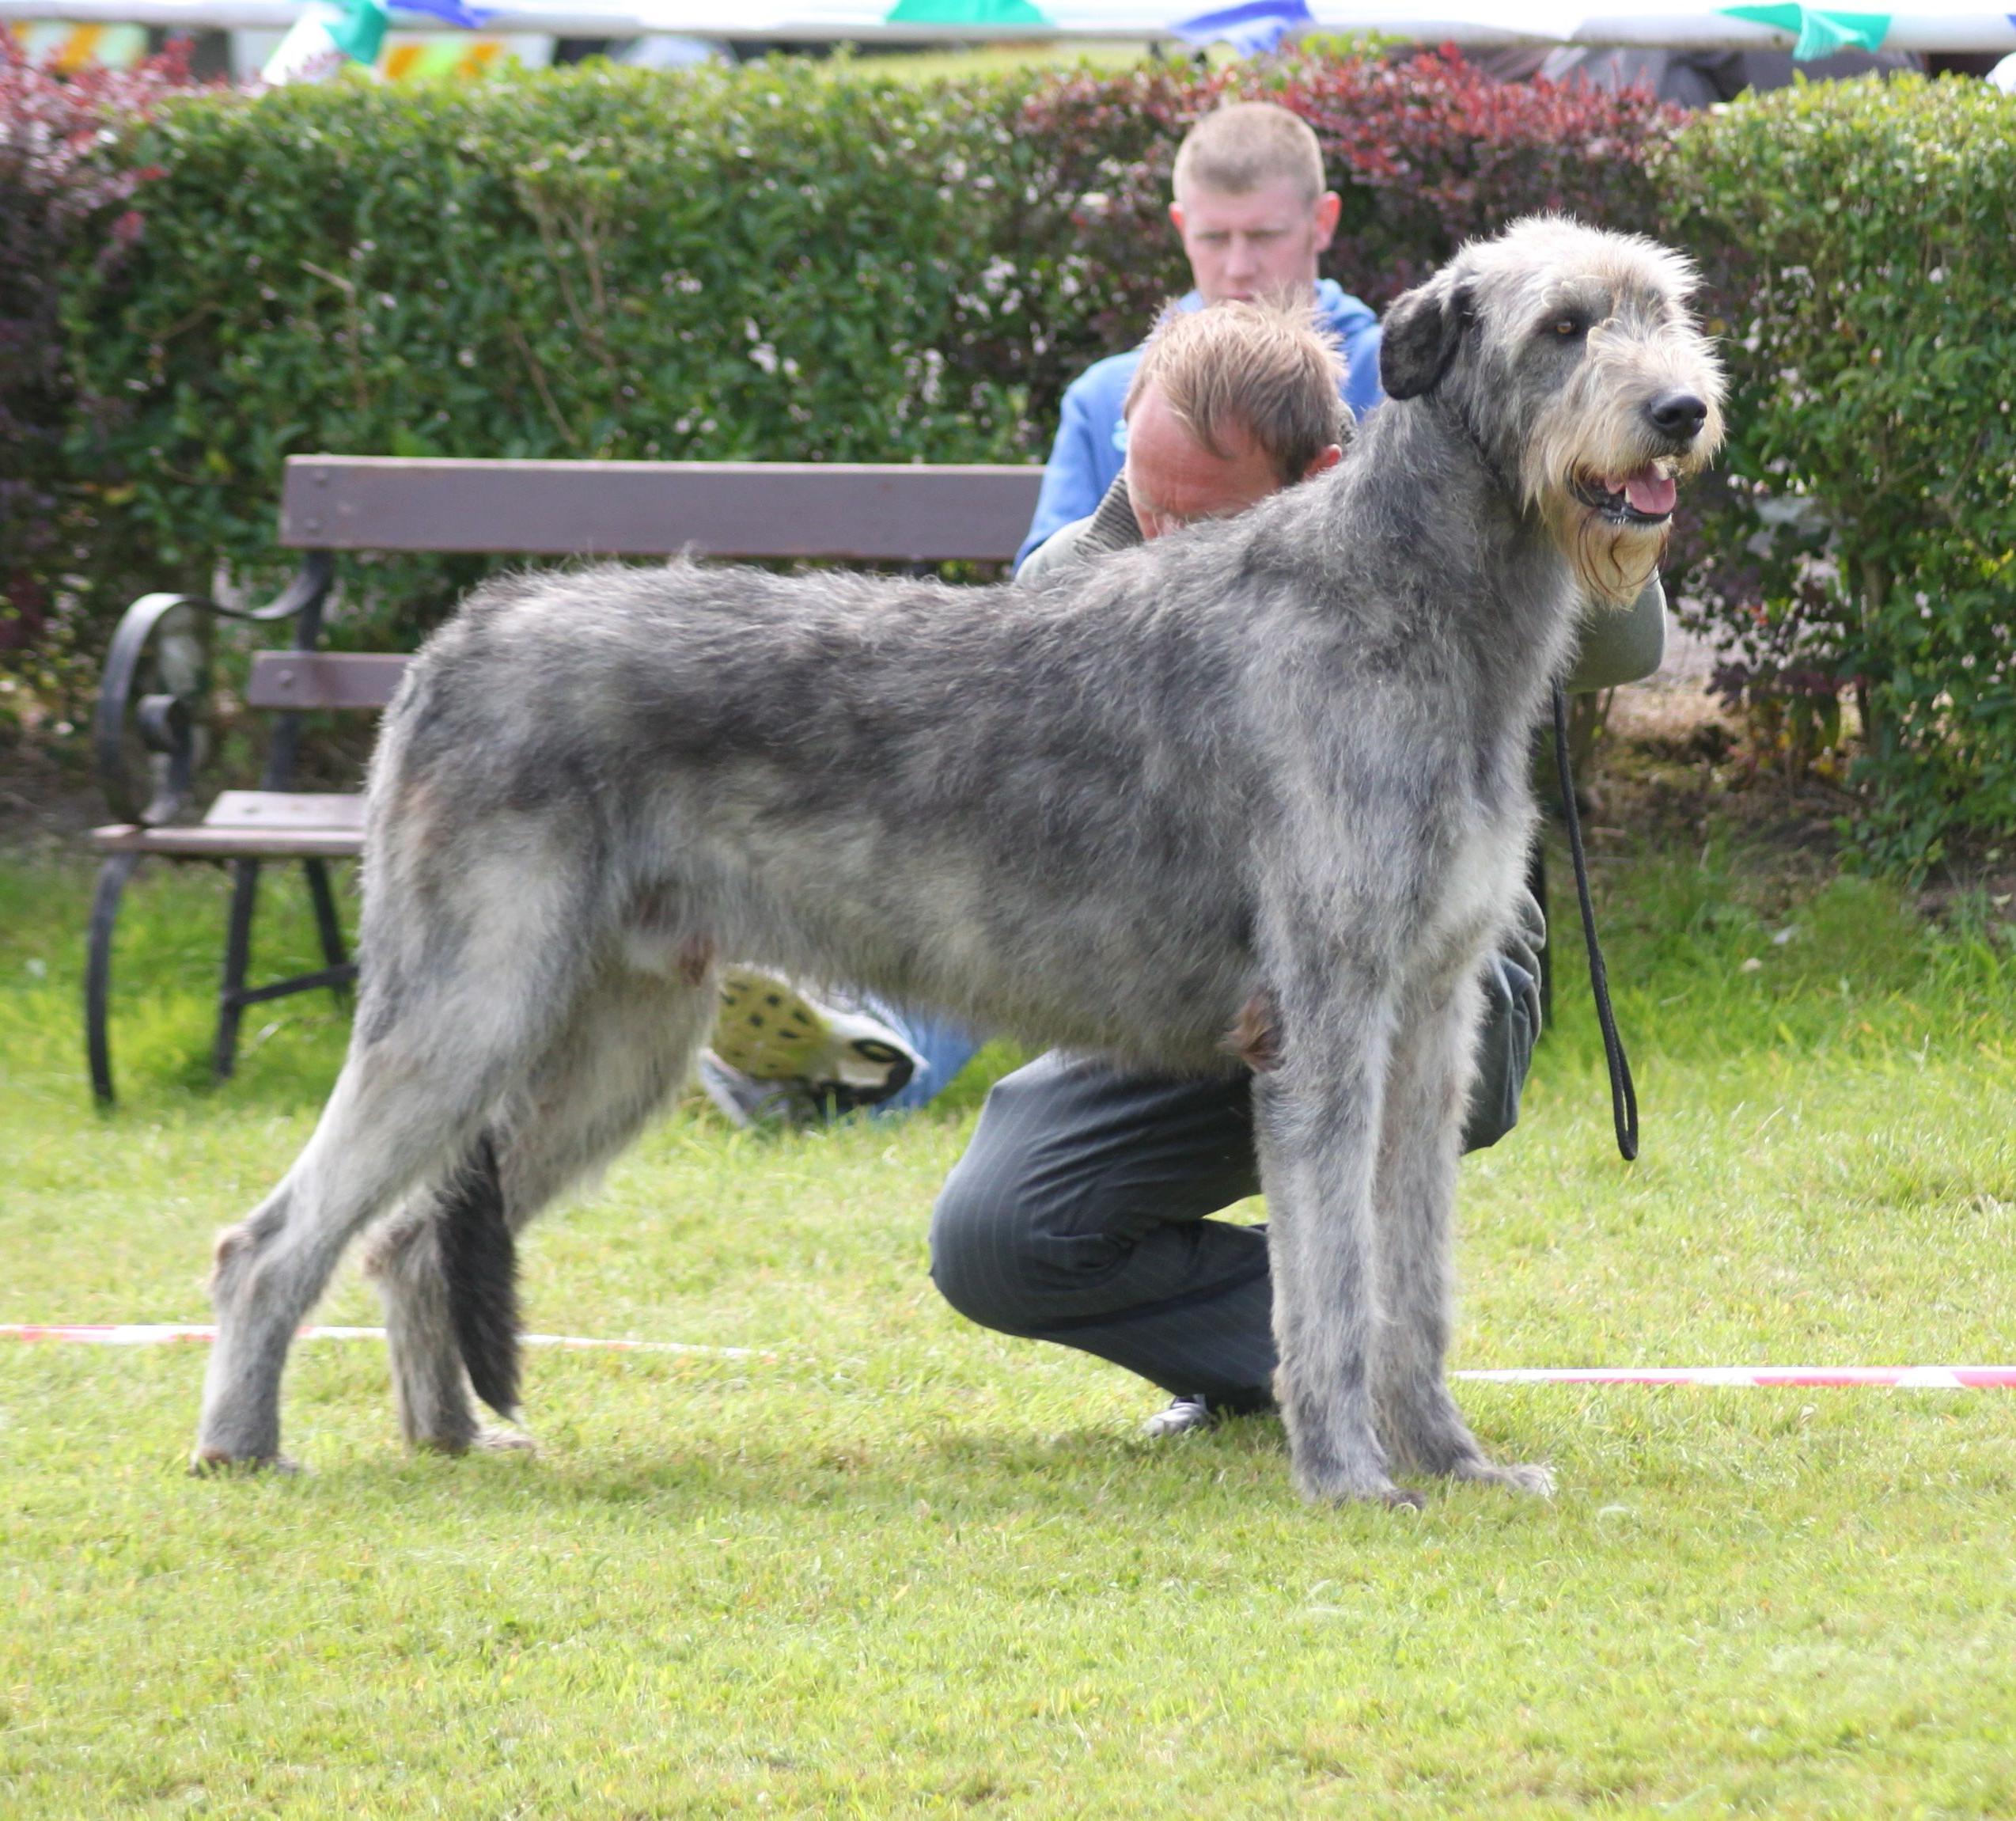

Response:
(1624, 471), (1677, 516)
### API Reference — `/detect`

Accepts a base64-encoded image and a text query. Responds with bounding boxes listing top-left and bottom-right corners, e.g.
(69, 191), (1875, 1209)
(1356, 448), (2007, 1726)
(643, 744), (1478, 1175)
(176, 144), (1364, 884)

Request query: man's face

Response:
(1169, 178), (1343, 305)
(1124, 383), (1285, 541)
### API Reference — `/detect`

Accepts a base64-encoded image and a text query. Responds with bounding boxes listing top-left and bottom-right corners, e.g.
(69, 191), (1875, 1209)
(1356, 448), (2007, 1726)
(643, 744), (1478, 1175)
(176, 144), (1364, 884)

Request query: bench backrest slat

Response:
(247, 652), (409, 712)
(280, 456), (1044, 561)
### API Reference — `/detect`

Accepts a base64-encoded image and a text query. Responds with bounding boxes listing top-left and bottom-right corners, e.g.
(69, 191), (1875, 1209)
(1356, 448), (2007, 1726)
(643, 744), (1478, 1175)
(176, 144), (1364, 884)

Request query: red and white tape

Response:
(1455, 1365), (2016, 1387)
(2, 1326), (2012, 1386)
(0, 1322), (754, 1356)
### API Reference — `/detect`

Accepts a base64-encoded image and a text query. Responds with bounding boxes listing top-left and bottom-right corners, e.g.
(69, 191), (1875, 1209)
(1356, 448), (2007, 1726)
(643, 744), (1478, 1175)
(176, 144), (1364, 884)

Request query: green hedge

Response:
(0, 36), (206, 689)
(1665, 74), (2016, 872)
(59, 60), (1061, 647)
(19, 54), (2016, 869)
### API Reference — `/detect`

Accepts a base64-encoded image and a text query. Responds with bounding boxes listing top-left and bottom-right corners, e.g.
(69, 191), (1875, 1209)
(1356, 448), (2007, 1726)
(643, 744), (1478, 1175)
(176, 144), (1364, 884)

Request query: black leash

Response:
(1552, 681), (1639, 1162)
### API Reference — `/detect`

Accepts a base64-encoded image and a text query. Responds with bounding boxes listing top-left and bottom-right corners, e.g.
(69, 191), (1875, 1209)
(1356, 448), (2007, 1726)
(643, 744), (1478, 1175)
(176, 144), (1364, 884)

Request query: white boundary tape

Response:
(0, 1322), (756, 1356)
(1455, 1366), (2016, 1388)
(2, 1326), (2012, 1385)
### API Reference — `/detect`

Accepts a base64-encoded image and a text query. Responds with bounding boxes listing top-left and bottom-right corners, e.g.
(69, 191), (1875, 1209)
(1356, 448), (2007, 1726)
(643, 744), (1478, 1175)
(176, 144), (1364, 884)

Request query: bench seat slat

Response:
(246, 652), (410, 711)
(280, 456), (1043, 560)
(92, 823), (364, 859)
(205, 791), (366, 832)
(91, 790), (368, 859)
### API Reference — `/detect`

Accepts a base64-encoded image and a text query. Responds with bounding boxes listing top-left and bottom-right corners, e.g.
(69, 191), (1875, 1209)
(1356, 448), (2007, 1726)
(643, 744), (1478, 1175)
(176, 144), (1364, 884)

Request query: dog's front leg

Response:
(1254, 983), (1419, 1508)
(1371, 970), (1552, 1496)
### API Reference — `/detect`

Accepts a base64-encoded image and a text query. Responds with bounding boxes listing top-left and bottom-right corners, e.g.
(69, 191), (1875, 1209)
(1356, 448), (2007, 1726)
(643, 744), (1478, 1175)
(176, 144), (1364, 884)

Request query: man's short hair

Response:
(1124, 301), (1347, 486)
(1172, 101), (1327, 206)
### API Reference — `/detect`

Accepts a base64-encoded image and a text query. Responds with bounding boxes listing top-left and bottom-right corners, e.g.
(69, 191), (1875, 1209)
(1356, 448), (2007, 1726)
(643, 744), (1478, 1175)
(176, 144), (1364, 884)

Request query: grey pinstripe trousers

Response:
(928, 954), (1537, 1405)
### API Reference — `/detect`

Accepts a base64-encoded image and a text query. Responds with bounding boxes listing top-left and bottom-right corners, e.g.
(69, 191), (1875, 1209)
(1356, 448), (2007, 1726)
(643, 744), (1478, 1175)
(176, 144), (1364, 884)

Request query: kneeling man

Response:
(931, 300), (1663, 1435)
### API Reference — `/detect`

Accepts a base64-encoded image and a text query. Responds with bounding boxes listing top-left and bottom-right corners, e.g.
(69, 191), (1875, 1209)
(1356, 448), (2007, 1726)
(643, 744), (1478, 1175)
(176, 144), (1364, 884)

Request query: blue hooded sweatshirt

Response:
(1014, 279), (1385, 570)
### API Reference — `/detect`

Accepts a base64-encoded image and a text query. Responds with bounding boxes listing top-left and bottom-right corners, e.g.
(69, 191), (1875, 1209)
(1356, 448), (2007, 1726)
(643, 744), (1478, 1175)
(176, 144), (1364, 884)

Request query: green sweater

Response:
(1017, 473), (1666, 695)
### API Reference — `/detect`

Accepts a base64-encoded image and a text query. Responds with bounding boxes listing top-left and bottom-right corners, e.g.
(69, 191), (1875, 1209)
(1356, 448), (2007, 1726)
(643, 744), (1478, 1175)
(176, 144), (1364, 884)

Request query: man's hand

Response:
(1500, 886), (1546, 1041)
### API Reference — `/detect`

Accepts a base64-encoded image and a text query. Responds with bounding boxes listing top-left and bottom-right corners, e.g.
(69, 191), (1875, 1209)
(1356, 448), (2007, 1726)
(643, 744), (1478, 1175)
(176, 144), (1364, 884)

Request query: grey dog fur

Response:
(195, 218), (1722, 1504)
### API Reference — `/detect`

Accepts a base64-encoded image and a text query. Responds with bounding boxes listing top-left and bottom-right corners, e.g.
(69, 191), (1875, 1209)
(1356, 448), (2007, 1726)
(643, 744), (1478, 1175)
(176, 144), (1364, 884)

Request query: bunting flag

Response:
(840, 0), (2006, 59)
(260, 0), (530, 83)
(260, 0), (386, 81)
(13, 0), (2010, 78)
(857, 0), (1989, 55)
(325, 0), (388, 56)
(1173, 0), (1314, 51)
(886, 0), (1050, 18)
(396, 0), (494, 21)
(6, 18), (146, 66)
(1715, 3), (1891, 57)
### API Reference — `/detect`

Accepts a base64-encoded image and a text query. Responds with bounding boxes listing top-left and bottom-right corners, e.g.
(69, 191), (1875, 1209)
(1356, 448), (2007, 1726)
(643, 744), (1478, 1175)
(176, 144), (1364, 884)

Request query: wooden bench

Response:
(85, 454), (1043, 1104)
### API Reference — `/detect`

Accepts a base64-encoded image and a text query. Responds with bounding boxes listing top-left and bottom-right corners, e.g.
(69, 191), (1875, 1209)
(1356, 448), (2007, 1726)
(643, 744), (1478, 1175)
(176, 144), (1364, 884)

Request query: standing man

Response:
(1017, 101), (1381, 570)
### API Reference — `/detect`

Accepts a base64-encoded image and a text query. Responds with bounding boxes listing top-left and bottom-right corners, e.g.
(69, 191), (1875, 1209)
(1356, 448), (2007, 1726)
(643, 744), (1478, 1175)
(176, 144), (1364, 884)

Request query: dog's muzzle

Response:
(1572, 392), (1711, 527)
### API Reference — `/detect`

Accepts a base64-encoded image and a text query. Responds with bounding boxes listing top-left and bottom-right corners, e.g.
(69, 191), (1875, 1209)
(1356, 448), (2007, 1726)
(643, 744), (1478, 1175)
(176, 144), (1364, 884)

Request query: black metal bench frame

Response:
(85, 455), (1041, 1105)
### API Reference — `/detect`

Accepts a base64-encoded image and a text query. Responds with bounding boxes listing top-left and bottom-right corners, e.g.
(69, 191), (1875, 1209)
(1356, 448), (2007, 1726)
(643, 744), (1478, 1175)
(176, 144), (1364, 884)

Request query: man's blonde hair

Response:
(1124, 300), (1347, 486)
(1172, 101), (1327, 206)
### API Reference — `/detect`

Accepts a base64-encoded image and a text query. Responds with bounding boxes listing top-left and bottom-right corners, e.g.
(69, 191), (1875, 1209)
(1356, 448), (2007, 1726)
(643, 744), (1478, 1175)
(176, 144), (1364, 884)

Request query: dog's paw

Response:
(472, 1424), (537, 1456)
(1295, 1466), (1426, 1509)
(410, 1422), (535, 1457)
(188, 1449), (301, 1478)
(1450, 1457), (1555, 1497)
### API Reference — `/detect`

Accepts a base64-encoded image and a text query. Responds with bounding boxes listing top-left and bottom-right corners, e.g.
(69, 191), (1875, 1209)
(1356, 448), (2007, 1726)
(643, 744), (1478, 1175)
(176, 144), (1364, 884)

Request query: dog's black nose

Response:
(1647, 390), (1707, 440)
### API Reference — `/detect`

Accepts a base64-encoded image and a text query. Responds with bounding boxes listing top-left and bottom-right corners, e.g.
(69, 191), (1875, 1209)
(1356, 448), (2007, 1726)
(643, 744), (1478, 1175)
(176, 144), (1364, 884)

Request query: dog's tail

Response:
(438, 1131), (521, 1419)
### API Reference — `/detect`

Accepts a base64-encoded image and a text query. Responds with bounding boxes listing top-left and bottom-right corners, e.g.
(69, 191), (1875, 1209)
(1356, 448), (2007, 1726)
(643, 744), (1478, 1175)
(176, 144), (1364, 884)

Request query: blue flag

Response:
(1173, 0), (1313, 55)
(394, 0), (494, 25)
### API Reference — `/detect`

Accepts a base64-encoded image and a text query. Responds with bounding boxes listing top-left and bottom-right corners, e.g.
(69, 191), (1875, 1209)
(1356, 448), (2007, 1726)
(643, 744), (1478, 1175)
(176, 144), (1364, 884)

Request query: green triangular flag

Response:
(886, 0), (1051, 22)
(325, 0), (391, 64)
(1719, 5), (1891, 61)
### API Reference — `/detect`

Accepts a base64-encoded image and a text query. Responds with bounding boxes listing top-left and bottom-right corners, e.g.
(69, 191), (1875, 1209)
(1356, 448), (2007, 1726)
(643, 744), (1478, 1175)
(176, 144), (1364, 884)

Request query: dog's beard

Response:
(1547, 497), (1670, 605)
(1529, 441), (1685, 605)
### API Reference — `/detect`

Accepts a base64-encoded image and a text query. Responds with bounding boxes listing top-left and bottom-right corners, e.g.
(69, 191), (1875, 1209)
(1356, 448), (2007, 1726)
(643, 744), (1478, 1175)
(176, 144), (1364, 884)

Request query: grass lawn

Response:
(3, 824), (2015, 1816)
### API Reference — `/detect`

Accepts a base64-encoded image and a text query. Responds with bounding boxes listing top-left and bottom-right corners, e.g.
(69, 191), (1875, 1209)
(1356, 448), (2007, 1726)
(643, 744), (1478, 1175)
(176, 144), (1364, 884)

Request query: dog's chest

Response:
(1415, 802), (1533, 973)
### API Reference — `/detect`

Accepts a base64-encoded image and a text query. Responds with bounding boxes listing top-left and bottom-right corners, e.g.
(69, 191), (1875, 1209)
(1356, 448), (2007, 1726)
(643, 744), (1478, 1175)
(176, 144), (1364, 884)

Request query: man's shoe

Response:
(711, 970), (923, 1110)
(1141, 1395), (1215, 1438)
(695, 1052), (821, 1129)
(1141, 1387), (1277, 1437)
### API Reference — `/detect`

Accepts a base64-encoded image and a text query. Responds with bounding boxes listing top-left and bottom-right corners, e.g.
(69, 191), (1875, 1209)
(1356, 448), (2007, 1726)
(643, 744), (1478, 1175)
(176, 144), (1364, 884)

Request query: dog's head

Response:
(1381, 215), (1726, 603)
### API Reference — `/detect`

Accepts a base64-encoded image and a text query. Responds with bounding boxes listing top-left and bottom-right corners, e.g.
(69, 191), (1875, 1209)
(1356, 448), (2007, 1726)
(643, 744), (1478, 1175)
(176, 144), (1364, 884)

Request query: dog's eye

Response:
(1551, 316), (1585, 340)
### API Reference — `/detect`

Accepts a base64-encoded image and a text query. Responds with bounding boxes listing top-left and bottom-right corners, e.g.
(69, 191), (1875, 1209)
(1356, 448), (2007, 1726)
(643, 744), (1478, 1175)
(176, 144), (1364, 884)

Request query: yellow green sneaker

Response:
(705, 970), (922, 1119)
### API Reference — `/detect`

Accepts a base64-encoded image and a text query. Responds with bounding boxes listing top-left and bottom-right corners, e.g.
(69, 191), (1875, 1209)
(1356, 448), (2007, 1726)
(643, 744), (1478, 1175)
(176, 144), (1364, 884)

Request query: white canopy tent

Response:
(2, 0), (2012, 51)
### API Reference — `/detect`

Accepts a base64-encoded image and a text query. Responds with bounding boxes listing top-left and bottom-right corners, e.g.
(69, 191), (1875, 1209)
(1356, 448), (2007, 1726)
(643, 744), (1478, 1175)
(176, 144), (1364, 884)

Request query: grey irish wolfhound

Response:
(193, 218), (1723, 1505)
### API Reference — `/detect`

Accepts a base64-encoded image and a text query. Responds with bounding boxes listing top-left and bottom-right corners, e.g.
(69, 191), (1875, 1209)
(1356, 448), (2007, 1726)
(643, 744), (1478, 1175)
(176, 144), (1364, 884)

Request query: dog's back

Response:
(363, 431), (1559, 1070)
(372, 543), (1281, 1068)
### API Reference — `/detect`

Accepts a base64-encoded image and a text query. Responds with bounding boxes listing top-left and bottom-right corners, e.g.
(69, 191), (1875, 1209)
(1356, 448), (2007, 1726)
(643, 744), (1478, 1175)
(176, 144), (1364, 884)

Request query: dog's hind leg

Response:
(1254, 970), (1416, 1508)
(362, 1173), (502, 1458)
(1371, 969), (1552, 1495)
(193, 863), (596, 1469)
(367, 956), (720, 1452)
(193, 1053), (500, 1470)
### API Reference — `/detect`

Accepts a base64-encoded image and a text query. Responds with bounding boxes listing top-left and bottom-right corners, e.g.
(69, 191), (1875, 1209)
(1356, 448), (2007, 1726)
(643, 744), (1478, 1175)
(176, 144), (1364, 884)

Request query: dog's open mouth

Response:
(1574, 465), (1677, 525)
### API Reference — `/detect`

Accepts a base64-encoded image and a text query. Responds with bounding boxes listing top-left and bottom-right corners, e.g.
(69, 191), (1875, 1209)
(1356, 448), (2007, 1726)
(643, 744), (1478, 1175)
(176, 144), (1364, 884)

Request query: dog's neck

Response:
(1349, 393), (1585, 734)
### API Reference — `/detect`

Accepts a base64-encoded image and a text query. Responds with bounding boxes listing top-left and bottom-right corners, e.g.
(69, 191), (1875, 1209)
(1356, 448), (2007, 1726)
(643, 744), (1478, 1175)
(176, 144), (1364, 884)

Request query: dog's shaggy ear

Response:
(1380, 276), (1472, 400)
